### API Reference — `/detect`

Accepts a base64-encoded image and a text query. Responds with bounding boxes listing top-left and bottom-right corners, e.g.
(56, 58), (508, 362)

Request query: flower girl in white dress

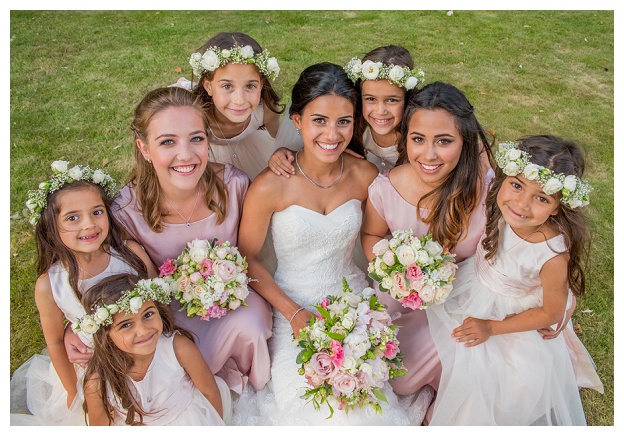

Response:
(427, 135), (598, 425)
(79, 274), (231, 425)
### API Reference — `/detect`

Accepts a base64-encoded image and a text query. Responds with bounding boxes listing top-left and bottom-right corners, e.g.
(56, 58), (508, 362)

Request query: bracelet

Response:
(289, 307), (305, 323)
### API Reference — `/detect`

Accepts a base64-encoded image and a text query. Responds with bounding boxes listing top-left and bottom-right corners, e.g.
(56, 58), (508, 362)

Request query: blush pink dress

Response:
(366, 169), (494, 398)
(112, 164), (272, 394)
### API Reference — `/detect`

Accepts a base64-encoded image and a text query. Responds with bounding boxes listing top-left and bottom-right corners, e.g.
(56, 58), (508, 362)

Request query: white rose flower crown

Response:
(343, 57), (425, 90)
(25, 160), (117, 226)
(72, 278), (172, 336)
(189, 45), (280, 81)
(495, 141), (592, 209)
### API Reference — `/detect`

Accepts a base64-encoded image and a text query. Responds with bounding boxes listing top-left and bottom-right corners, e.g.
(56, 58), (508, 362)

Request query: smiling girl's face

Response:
(108, 300), (163, 357)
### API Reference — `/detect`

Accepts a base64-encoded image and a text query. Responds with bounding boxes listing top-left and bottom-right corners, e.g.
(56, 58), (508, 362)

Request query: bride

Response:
(236, 62), (432, 425)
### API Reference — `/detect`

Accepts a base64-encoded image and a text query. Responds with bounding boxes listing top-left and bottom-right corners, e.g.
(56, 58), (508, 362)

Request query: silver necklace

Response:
(163, 188), (201, 226)
(209, 116), (249, 160)
(295, 151), (344, 189)
(78, 253), (110, 279)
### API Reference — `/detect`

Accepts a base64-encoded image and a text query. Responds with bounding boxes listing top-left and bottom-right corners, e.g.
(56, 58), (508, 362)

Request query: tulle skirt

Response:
(426, 256), (587, 425)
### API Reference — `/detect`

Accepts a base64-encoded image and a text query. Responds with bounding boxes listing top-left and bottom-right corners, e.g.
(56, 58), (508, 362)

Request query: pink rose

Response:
(329, 340), (344, 367)
(400, 292), (423, 310)
(331, 371), (359, 395)
(320, 297), (330, 310)
(406, 263), (423, 281)
(158, 258), (176, 277)
(213, 260), (237, 283)
(199, 258), (214, 278)
(189, 271), (202, 284)
(383, 341), (398, 359)
(310, 351), (339, 380)
(201, 305), (227, 320)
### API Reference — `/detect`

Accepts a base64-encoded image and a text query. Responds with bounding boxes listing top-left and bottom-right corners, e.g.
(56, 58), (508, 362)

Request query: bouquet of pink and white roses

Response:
(295, 278), (406, 418)
(158, 238), (251, 320)
(368, 230), (457, 310)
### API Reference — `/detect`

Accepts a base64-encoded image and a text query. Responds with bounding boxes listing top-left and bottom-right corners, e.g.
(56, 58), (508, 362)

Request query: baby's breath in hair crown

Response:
(344, 57), (425, 90)
(72, 278), (173, 336)
(189, 45), (280, 81)
(495, 141), (592, 209)
(25, 160), (117, 226)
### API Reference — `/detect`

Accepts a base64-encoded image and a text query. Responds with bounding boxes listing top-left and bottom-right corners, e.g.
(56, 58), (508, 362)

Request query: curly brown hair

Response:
(481, 135), (590, 297)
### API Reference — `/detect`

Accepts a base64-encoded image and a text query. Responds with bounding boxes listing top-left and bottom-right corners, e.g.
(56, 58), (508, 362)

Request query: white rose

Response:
(189, 246), (208, 264)
(433, 283), (453, 304)
(235, 273), (248, 284)
(94, 307), (110, 323)
(221, 49), (231, 58)
(416, 249), (430, 265)
(92, 169), (106, 184)
(189, 52), (202, 65)
(233, 285), (249, 300)
(342, 356), (358, 372)
(567, 198), (583, 209)
(68, 166), (83, 179)
(404, 76), (419, 90)
(188, 238), (209, 249)
(240, 45), (254, 59)
(543, 177), (563, 195)
(229, 299), (241, 310)
(342, 314), (356, 330)
(523, 163), (540, 180)
(201, 50), (220, 71)
(410, 238), (422, 251)
(436, 263), (455, 282)
(361, 60), (381, 80)
(424, 240), (443, 257)
(506, 148), (521, 160)
(129, 296), (143, 313)
(51, 160), (69, 173)
(350, 58), (362, 74)
(342, 293), (361, 308)
(79, 316), (99, 335)
(504, 161), (520, 176)
(382, 250), (395, 266)
(213, 281), (226, 294)
(267, 57), (280, 76)
(38, 182), (49, 190)
(372, 238), (389, 257)
(420, 285), (435, 303)
(563, 175), (577, 192)
(381, 277), (394, 291)
(216, 247), (229, 260)
(388, 65), (405, 82)
(395, 245), (416, 266)
(25, 198), (37, 212)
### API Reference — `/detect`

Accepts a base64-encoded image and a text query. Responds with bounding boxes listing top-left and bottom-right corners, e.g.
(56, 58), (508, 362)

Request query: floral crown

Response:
(189, 45), (280, 81)
(25, 160), (117, 226)
(495, 141), (592, 208)
(344, 57), (425, 90)
(72, 278), (172, 336)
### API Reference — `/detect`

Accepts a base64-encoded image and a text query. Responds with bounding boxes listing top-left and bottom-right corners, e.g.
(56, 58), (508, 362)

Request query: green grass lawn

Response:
(9, 10), (614, 425)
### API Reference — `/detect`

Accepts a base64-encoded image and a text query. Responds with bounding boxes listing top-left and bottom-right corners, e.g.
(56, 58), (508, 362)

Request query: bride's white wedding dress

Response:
(232, 199), (433, 425)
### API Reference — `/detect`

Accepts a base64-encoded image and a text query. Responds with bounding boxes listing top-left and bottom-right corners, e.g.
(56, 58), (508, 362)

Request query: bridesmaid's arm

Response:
(125, 240), (158, 278)
(361, 196), (390, 261)
(237, 172), (312, 337)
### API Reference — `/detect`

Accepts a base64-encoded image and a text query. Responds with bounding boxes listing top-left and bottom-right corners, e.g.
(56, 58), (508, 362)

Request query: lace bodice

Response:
(270, 199), (369, 309)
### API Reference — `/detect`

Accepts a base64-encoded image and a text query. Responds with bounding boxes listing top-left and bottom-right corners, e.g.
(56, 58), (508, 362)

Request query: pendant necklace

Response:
(163, 188), (201, 227)
(209, 114), (249, 160)
(295, 151), (344, 189)
(78, 252), (110, 279)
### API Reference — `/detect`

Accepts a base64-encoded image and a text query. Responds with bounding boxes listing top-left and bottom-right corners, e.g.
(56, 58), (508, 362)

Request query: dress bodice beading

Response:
(474, 223), (567, 301)
(270, 199), (369, 309)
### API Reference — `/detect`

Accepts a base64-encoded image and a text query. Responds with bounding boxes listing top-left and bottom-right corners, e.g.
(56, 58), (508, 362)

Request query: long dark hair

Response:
(81, 273), (194, 425)
(397, 81), (492, 251)
(289, 62), (364, 156)
(191, 32), (284, 118)
(354, 45), (415, 147)
(482, 135), (590, 297)
(35, 182), (148, 301)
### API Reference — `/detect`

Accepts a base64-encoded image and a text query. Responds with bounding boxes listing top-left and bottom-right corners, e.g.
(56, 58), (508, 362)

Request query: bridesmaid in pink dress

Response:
(111, 87), (272, 394)
(361, 82), (494, 420)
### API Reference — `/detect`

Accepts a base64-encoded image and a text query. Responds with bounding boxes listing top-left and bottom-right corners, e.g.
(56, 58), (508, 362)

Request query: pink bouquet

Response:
(368, 230), (457, 310)
(295, 278), (406, 418)
(159, 238), (250, 320)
